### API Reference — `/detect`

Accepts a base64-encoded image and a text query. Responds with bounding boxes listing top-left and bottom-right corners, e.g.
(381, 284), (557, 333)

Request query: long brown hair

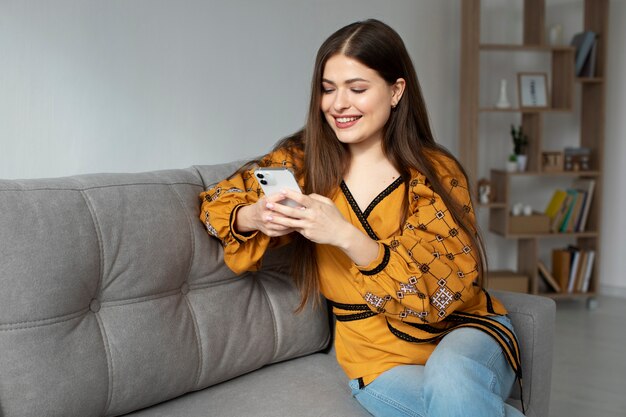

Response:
(264, 19), (486, 311)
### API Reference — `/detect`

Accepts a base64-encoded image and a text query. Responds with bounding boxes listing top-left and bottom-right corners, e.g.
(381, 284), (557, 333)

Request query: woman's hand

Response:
(267, 189), (380, 266)
(235, 193), (297, 237)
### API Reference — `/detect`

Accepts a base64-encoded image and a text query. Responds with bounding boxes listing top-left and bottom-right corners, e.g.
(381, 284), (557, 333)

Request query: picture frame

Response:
(541, 151), (563, 172)
(517, 72), (549, 109)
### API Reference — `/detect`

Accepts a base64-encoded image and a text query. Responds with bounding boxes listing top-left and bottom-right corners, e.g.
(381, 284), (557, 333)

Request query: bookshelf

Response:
(459, 0), (608, 304)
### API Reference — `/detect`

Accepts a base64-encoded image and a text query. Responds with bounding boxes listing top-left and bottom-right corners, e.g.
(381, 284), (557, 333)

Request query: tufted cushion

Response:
(0, 164), (330, 417)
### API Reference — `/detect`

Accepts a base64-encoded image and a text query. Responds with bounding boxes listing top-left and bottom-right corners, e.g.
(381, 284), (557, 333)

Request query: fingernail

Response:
(266, 203), (274, 209)
(266, 215), (273, 221)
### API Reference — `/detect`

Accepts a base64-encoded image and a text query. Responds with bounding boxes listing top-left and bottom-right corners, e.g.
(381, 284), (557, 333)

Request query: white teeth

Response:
(336, 116), (359, 123)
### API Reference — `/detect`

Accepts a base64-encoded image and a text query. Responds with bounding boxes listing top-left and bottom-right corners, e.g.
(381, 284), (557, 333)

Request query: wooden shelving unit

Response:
(459, 0), (608, 303)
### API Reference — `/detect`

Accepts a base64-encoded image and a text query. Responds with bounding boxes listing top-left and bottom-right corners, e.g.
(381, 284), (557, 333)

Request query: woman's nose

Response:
(332, 89), (350, 111)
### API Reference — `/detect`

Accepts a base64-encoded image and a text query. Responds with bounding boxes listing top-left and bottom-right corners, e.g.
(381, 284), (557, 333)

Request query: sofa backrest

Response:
(0, 164), (330, 417)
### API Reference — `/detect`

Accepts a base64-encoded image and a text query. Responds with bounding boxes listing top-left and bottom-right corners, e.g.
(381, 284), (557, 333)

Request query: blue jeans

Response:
(348, 315), (524, 417)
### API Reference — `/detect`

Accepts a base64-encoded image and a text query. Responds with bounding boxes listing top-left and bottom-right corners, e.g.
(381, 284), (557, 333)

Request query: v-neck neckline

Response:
(340, 177), (404, 240)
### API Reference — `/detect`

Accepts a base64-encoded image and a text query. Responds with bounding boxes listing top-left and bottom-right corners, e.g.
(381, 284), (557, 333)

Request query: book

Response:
(567, 246), (581, 293)
(552, 249), (572, 290)
(538, 261), (561, 292)
(558, 190), (579, 232)
(562, 190), (584, 233)
(573, 250), (588, 292)
(550, 192), (574, 232)
(545, 189), (567, 220)
(579, 35), (598, 77)
(573, 179), (596, 232)
(581, 250), (596, 292)
(570, 31), (596, 75)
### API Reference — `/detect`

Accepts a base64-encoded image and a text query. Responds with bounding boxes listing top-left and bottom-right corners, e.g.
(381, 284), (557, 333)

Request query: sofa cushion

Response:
(124, 351), (368, 417)
(0, 165), (330, 417)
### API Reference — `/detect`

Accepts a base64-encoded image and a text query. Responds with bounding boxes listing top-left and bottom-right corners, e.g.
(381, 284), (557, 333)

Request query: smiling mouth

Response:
(333, 115), (362, 128)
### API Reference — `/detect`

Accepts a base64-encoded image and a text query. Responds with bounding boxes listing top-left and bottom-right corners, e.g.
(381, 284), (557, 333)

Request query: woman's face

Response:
(320, 54), (404, 150)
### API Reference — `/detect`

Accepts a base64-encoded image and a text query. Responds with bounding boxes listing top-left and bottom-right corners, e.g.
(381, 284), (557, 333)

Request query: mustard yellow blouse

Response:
(199, 147), (521, 386)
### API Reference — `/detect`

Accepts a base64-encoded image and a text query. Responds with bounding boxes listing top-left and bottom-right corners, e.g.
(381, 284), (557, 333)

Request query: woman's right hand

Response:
(234, 194), (297, 237)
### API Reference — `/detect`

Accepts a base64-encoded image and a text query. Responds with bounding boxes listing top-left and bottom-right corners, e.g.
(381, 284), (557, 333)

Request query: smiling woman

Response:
(199, 19), (525, 417)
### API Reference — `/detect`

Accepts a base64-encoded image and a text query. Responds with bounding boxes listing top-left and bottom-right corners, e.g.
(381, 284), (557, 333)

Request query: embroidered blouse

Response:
(199, 147), (521, 387)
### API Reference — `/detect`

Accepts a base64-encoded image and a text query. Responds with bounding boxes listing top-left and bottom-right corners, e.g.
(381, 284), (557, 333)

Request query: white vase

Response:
(516, 154), (528, 172)
(495, 79), (511, 109)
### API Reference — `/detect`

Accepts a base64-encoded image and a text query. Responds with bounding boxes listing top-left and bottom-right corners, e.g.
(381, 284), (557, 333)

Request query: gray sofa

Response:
(0, 163), (556, 417)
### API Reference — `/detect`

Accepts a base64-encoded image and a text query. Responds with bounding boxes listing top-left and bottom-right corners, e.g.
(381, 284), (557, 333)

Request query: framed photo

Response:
(517, 72), (549, 109)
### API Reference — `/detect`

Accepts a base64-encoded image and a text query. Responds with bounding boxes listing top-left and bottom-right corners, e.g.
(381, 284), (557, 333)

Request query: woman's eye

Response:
(351, 89), (366, 94)
(322, 86), (335, 94)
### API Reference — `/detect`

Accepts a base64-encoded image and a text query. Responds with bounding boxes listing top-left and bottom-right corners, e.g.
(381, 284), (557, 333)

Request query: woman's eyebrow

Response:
(322, 78), (370, 85)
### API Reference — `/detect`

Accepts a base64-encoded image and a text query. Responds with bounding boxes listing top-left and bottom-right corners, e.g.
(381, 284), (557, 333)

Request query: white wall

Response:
(601, 0), (626, 296)
(0, 0), (458, 179)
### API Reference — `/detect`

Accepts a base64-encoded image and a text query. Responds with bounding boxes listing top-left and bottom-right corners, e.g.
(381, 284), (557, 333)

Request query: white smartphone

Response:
(253, 167), (302, 208)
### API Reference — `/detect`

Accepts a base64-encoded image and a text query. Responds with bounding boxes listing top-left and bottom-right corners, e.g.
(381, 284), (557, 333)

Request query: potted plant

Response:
(510, 124), (529, 171)
(506, 153), (518, 172)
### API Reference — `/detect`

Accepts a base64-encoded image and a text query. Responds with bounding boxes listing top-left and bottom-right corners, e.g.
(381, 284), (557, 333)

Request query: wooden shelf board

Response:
(480, 44), (575, 52)
(479, 107), (573, 113)
(489, 230), (599, 239)
(490, 169), (601, 177)
(540, 292), (596, 300)
(576, 77), (604, 83)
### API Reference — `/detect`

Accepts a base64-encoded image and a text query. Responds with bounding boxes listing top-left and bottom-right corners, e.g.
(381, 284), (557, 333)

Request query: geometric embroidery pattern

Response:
(431, 286), (455, 315)
(399, 307), (427, 320)
(364, 292), (392, 312)
(203, 212), (219, 238)
(397, 283), (418, 299)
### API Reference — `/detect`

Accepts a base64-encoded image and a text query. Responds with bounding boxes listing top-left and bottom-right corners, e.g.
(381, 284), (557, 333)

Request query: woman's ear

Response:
(391, 78), (406, 107)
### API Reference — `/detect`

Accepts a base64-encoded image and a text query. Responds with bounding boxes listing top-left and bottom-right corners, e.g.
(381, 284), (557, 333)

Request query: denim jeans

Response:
(348, 315), (524, 417)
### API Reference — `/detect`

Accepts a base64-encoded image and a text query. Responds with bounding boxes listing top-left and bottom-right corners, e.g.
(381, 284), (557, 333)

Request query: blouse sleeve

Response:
(349, 159), (481, 324)
(198, 148), (301, 274)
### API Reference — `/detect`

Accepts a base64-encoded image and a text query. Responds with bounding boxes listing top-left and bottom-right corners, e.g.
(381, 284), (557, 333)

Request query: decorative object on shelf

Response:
(477, 178), (493, 204)
(495, 79), (511, 109)
(516, 154), (528, 172)
(541, 151), (563, 172)
(511, 202), (533, 217)
(548, 24), (563, 45)
(563, 147), (591, 171)
(510, 124), (528, 171)
(506, 154), (518, 173)
(517, 72), (549, 109)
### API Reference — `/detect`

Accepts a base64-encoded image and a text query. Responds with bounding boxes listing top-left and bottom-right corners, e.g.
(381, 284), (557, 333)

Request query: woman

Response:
(200, 19), (524, 417)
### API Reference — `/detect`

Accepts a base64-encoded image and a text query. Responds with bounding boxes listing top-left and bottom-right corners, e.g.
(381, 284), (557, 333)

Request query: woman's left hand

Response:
(270, 189), (380, 266)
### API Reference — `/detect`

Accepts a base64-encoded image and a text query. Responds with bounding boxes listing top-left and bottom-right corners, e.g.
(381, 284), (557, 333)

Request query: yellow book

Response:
(545, 189), (567, 220)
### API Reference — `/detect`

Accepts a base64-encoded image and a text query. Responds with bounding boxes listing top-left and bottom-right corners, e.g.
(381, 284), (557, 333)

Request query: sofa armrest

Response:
(491, 290), (556, 417)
